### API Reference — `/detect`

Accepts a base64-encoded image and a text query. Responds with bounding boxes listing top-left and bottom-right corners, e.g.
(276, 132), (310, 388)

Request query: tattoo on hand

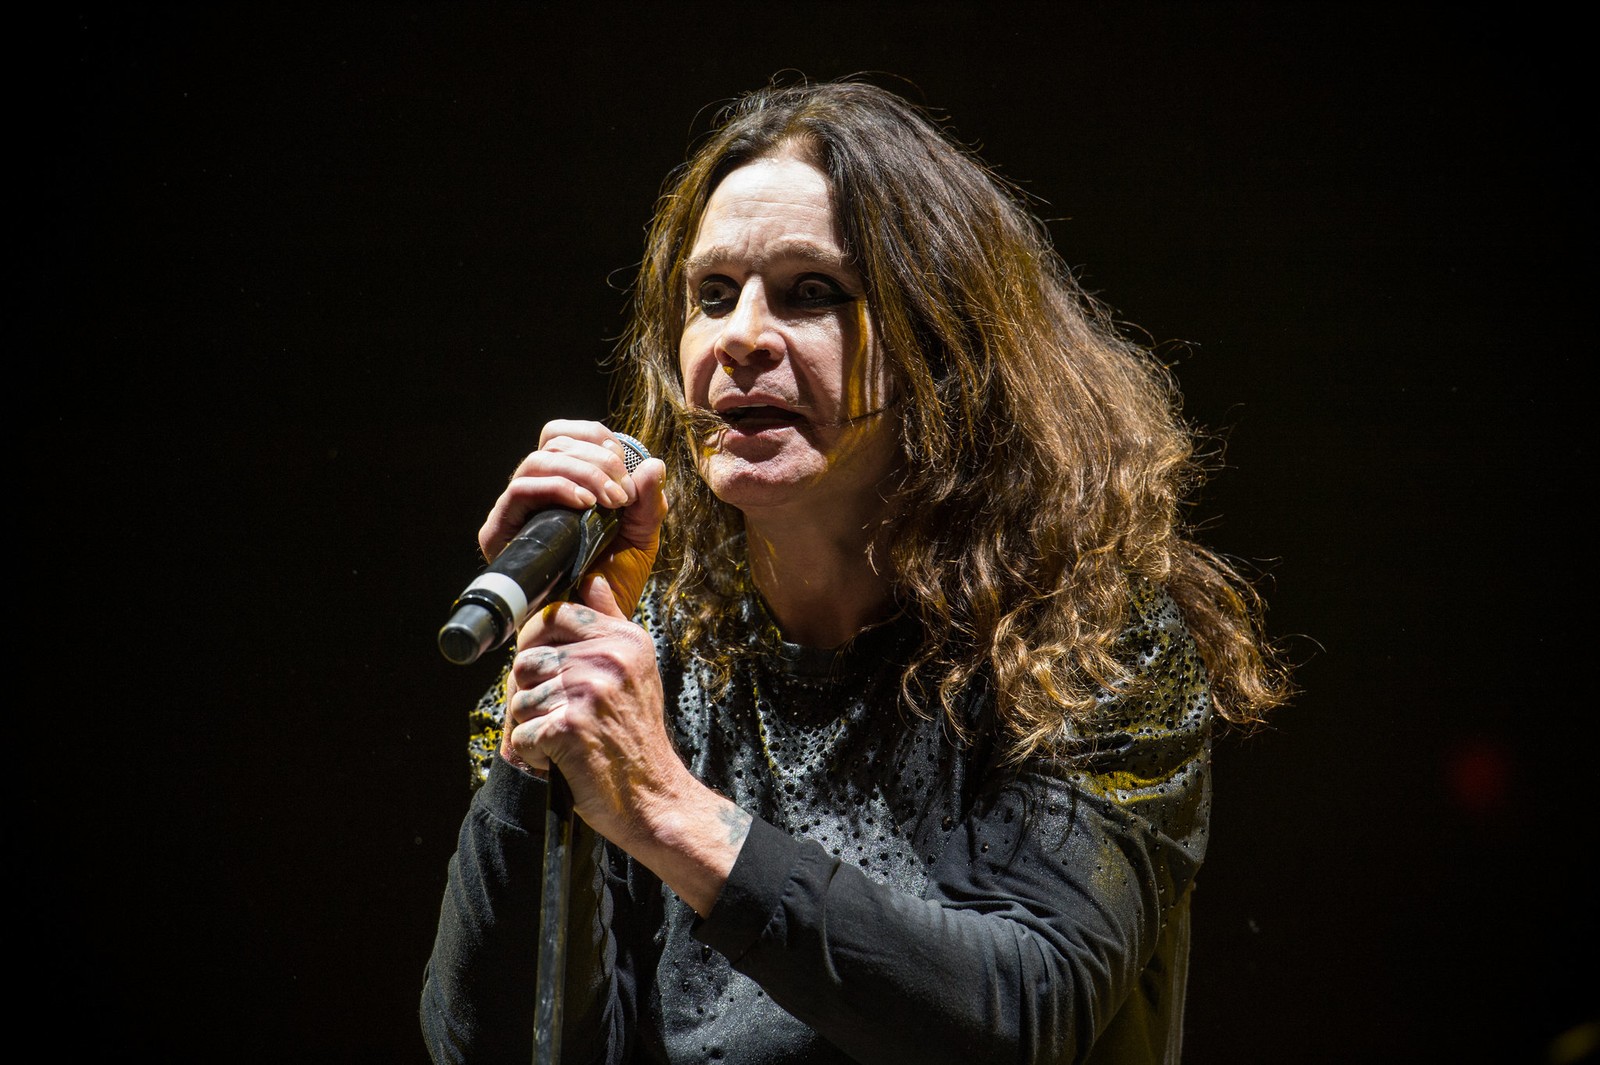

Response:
(718, 804), (752, 848)
(519, 681), (562, 715)
(521, 648), (564, 674)
(569, 606), (598, 627)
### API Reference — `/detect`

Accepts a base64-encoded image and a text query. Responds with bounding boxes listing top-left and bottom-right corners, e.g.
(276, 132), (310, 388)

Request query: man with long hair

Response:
(423, 79), (1289, 1064)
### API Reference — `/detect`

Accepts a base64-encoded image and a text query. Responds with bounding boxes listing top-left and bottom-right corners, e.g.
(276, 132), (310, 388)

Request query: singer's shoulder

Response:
(1051, 578), (1211, 759)
(1109, 578), (1210, 731)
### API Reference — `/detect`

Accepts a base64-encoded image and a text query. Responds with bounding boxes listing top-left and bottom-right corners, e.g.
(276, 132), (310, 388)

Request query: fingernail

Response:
(604, 482), (627, 507)
(576, 487), (598, 508)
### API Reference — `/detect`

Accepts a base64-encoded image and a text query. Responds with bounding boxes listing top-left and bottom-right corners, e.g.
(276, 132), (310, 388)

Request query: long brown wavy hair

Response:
(612, 79), (1290, 762)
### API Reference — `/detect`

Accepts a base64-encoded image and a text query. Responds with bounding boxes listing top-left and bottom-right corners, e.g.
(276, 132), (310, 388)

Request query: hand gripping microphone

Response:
(437, 433), (652, 666)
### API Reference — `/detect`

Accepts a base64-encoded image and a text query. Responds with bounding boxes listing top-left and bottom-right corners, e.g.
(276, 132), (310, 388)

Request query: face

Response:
(678, 149), (898, 520)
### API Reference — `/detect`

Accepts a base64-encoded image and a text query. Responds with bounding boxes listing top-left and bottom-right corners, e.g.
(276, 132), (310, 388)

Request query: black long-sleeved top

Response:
(422, 582), (1212, 1064)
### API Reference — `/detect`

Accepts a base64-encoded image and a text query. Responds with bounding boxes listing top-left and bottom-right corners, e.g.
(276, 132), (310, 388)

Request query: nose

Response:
(717, 279), (784, 368)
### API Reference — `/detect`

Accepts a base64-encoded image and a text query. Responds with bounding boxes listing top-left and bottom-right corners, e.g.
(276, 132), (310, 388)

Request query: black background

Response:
(41, 5), (1593, 1062)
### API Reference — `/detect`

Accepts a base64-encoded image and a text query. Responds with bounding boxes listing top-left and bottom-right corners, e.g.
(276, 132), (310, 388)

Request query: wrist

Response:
(630, 773), (750, 918)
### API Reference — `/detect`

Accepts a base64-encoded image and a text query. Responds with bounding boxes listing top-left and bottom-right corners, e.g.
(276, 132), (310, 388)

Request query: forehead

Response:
(687, 153), (842, 260)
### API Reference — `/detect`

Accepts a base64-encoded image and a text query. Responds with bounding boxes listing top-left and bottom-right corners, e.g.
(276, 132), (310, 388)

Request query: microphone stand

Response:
(534, 768), (576, 1065)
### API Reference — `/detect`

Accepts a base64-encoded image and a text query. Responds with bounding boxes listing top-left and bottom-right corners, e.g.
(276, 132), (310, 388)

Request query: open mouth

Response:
(719, 405), (807, 430)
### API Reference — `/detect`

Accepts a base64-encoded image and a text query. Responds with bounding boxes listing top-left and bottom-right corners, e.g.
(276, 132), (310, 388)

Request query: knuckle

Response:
(511, 650), (552, 686)
(587, 671), (623, 701)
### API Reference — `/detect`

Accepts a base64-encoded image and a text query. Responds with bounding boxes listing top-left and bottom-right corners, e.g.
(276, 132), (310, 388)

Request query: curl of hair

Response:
(612, 78), (1291, 763)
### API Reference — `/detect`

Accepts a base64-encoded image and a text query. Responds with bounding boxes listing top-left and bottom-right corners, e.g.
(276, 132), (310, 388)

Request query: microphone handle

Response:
(437, 505), (620, 666)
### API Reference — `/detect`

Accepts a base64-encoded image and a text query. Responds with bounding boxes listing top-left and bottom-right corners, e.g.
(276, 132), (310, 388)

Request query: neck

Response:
(743, 509), (895, 650)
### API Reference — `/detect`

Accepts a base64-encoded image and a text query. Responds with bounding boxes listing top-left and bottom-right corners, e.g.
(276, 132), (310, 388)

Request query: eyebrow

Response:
(681, 238), (854, 279)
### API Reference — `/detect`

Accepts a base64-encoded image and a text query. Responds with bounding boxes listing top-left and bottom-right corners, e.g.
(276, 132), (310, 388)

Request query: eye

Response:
(792, 274), (851, 308)
(695, 277), (738, 317)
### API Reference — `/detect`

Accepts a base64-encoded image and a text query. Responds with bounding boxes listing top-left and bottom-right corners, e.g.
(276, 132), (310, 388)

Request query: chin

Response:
(698, 449), (826, 513)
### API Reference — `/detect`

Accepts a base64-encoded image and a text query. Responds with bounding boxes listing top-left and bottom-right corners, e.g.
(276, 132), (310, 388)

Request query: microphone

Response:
(437, 433), (652, 666)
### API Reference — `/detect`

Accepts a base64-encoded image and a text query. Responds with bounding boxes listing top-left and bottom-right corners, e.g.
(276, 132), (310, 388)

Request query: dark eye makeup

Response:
(696, 277), (739, 316)
(693, 273), (855, 317)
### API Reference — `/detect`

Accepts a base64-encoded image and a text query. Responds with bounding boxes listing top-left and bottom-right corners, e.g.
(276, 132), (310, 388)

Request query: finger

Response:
(578, 571), (625, 621)
(537, 419), (618, 452)
(508, 676), (567, 725)
(518, 437), (632, 497)
(497, 690), (550, 772)
(480, 475), (629, 564)
(482, 440), (643, 560)
(616, 458), (668, 542)
(502, 711), (556, 774)
(510, 644), (567, 688)
(479, 478), (594, 562)
(533, 426), (647, 506)
(517, 600), (611, 649)
(537, 601), (611, 642)
(506, 450), (631, 509)
(501, 666), (568, 772)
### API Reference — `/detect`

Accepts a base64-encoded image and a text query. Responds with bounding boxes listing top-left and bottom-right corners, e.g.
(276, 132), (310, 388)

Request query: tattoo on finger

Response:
(520, 647), (565, 674)
(519, 680), (564, 716)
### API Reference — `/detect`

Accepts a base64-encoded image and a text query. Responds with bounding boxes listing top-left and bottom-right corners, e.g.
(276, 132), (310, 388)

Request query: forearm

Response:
(693, 779), (1194, 1065)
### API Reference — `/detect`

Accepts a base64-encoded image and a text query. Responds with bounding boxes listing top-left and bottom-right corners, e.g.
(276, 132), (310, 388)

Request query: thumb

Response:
(578, 571), (628, 621)
(592, 456), (668, 616)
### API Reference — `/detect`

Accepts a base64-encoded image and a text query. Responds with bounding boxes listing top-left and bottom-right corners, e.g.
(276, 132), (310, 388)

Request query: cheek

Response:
(678, 323), (712, 403)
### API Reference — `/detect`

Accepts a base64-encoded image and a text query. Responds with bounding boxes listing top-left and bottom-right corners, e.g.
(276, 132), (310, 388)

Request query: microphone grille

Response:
(614, 432), (651, 474)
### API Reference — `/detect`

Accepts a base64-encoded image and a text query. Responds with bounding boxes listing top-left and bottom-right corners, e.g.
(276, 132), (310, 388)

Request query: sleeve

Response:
(420, 754), (643, 1065)
(693, 597), (1211, 1065)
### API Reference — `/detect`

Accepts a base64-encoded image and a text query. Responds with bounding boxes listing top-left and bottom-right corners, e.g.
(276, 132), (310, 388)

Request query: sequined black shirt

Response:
(422, 581), (1212, 1064)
